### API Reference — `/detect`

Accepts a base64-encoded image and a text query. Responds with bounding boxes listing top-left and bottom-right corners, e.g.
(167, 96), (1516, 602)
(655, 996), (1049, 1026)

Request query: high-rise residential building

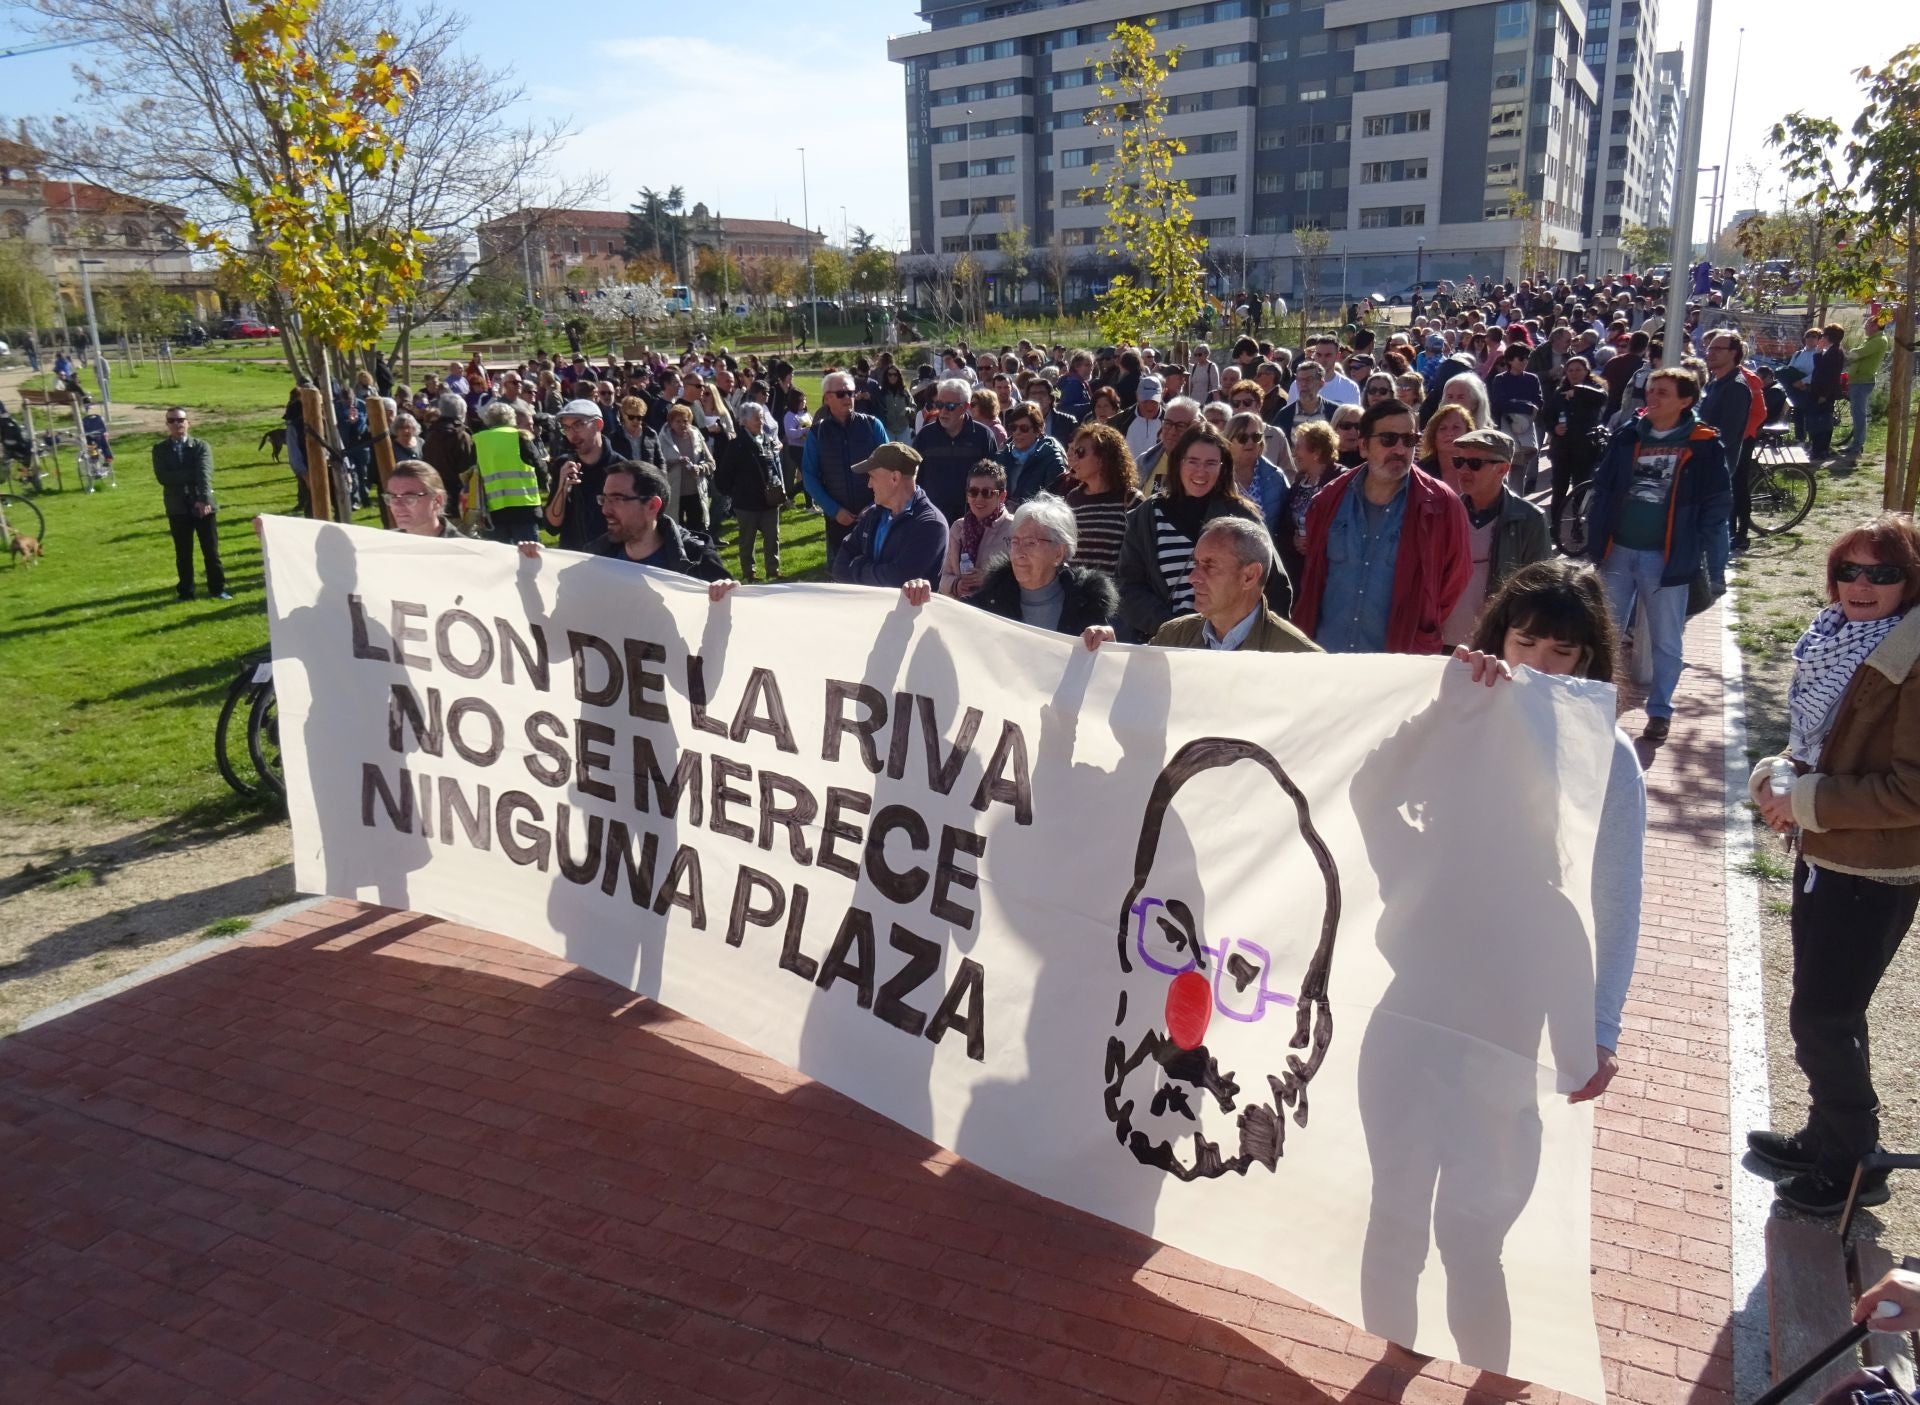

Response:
(1647, 47), (1686, 229)
(887, 0), (1599, 308)
(1578, 0), (1662, 271)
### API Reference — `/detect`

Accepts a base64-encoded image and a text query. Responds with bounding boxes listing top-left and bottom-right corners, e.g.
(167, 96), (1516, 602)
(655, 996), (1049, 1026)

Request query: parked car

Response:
(219, 318), (280, 339)
(1644, 264), (1673, 284)
(1389, 280), (1453, 305)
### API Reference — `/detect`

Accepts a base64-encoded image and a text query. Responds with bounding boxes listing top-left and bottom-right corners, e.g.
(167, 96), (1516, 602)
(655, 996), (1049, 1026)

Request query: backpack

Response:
(1738, 365), (1767, 443)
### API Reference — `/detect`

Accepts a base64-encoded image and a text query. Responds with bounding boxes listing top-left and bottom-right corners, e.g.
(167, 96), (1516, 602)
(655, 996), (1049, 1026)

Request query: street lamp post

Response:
(1662, 0), (1715, 351)
(798, 146), (820, 349)
(1416, 237), (1426, 286)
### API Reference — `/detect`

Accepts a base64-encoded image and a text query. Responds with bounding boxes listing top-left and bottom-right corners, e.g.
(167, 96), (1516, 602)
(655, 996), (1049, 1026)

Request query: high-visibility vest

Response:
(474, 426), (541, 511)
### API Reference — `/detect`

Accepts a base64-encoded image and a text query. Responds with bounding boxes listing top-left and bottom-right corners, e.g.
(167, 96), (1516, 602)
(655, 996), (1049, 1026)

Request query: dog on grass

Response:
(258, 426), (287, 462)
(9, 533), (42, 565)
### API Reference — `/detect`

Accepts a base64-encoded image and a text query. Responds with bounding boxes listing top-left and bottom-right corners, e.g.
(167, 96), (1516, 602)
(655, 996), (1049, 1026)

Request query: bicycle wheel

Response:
(1750, 464), (1817, 537)
(1831, 395), (1852, 451)
(1, 493), (46, 548)
(1559, 482), (1596, 557)
(215, 674), (262, 798)
(247, 683), (285, 797)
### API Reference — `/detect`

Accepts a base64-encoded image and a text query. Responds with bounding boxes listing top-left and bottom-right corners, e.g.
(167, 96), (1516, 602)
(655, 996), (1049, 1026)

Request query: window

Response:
(1261, 42), (1290, 61)
(1408, 12), (1439, 34)
(1256, 174), (1287, 192)
(1294, 169), (1326, 190)
(1263, 0), (1290, 12)
(1407, 62), (1443, 84)
(1189, 176), (1239, 197)
(1194, 131), (1240, 153)
(1260, 83), (1289, 105)
(1587, 3), (1610, 25)
(1361, 109), (1432, 138)
(1358, 205), (1426, 228)
(1359, 158), (1428, 183)
(1495, 1), (1530, 38)
(1494, 65), (1524, 90)
(1489, 101), (1525, 140)
(1059, 145), (1112, 168)
(1300, 33), (1328, 55)
(1298, 81), (1328, 101)
(1206, 43), (1251, 66)
(1257, 131), (1286, 149)
(1195, 217), (1238, 237)
(1254, 215), (1284, 233)
(1049, 70), (1089, 91)
(940, 199), (968, 217)
(1584, 40), (1608, 67)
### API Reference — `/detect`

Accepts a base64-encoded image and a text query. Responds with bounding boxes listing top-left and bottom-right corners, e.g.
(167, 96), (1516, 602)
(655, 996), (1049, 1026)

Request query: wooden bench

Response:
(15, 387), (75, 408)
(460, 340), (521, 359)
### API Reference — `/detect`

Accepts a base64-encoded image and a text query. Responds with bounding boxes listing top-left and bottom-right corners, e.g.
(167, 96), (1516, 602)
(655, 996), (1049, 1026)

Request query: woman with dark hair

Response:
(1090, 384), (1123, 426)
(1114, 349), (1143, 409)
(1117, 420), (1282, 639)
(1453, 558), (1646, 1105)
(1061, 423), (1141, 577)
(875, 363), (913, 438)
(1747, 514), (1920, 1215)
(998, 400), (1068, 503)
(1417, 402), (1475, 478)
(1549, 355), (1609, 547)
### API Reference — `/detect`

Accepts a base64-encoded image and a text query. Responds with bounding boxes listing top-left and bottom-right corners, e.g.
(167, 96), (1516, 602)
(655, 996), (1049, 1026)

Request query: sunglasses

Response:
(934, 401), (964, 411)
(597, 493), (643, 506)
(1368, 431), (1418, 447)
(1835, 562), (1906, 585)
(826, 389), (854, 399)
(1232, 434), (1262, 445)
(967, 486), (1002, 499)
(382, 491), (432, 505)
(1451, 456), (1507, 472)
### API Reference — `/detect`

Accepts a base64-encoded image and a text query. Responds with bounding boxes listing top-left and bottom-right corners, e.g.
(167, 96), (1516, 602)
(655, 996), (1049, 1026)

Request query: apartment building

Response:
(1646, 47), (1685, 228)
(888, 0), (1599, 305)
(1577, 0), (1663, 271)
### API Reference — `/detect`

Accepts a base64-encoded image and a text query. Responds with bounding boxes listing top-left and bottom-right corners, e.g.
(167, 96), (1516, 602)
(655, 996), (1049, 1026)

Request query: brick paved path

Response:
(0, 608), (1739, 1405)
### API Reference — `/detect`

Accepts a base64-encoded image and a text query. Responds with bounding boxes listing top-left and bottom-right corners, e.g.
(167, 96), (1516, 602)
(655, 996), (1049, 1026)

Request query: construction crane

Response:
(0, 38), (95, 61)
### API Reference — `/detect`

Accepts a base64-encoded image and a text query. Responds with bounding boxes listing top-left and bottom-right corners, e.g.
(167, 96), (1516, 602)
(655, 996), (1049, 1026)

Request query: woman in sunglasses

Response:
(1060, 424), (1141, 577)
(1747, 514), (1920, 1216)
(1225, 411), (1288, 540)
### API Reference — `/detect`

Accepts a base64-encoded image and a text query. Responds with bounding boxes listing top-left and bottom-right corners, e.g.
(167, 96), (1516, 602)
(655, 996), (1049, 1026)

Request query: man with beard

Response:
(543, 399), (632, 552)
(587, 463), (730, 581)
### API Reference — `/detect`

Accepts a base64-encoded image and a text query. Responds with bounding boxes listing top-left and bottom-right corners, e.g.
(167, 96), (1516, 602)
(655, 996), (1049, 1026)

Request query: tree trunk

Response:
(300, 383), (332, 522)
(1887, 228), (1918, 512)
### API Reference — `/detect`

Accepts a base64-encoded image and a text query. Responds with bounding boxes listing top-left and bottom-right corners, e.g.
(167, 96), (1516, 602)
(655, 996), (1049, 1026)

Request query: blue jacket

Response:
(831, 487), (950, 588)
(997, 435), (1068, 504)
(1585, 411), (1731, 590)
(801, 410), (889, 521)
(1241, 457), (1290, 540)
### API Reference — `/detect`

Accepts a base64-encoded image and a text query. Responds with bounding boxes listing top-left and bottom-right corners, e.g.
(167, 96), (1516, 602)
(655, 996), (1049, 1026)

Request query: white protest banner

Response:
(263, 518), (1616, 1400)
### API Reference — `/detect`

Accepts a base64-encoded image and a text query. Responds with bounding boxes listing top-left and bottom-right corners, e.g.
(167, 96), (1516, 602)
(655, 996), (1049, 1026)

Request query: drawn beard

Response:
(1102, 1015), (1293, 1182)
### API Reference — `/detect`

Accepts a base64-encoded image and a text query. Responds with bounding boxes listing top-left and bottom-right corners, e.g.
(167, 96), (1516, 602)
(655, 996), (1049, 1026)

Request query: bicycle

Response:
(214, 650), (284, 800)
(1747, 453), (1816, 537)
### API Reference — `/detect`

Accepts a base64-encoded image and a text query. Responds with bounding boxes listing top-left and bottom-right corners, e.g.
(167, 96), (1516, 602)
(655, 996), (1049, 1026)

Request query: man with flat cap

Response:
(1437, 427), (1552, 647)
(830, 443), (950, 589)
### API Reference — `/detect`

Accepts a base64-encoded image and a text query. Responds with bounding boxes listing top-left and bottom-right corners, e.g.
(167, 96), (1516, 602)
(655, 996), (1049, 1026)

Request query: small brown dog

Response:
(258, 426), (287, 461)
(10, 533), (42, 564)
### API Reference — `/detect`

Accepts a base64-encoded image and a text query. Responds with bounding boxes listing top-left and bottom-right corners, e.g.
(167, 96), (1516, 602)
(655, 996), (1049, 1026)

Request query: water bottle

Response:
(959, 552), (974, 576)
(1769, 757), (1795, 797)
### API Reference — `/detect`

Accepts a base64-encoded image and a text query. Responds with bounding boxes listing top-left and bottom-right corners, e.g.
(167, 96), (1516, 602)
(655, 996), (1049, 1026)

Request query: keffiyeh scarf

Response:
(1788, 605), (1902, 764)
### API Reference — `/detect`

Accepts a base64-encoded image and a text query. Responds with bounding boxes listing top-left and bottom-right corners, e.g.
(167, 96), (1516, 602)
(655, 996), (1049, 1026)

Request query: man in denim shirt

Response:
(1292, 401), (1471, 653)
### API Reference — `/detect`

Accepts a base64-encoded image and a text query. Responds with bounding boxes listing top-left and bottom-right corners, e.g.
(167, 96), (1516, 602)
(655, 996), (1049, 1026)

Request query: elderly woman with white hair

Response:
(901, 493), (1118, 645)
(714, 402), (787, 582)
(1440, 370), (1494, 429)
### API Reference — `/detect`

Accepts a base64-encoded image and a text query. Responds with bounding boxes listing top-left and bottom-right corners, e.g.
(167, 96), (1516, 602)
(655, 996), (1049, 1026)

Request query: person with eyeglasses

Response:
(1746, 514), (1920, 1216)
(938, 461), (1014, 598)
(800, 369), (890, 557)
(1434, 429), (1551, 648)
(1583, 367), (1731, 742)
(607, 395), (660, 466)
(543, 399), (632, 552)
(1224, 411), (1288, 542)
(1292, 399), (1471, 655)
(153, 406), (230, 601)
(1134, 395), (1200, 494)
(381, 461), (468, 539)
(587, 462), (729, 581)
(909, 377), (995, 524)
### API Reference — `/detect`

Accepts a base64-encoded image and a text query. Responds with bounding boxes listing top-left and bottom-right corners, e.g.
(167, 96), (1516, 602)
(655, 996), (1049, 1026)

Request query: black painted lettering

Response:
(652, 845), (706, 926)
(778, 883), (817, 980)
(556, 803), (604, 884)
(348, 593), (390, 662)
(919, 695), (983, 796)
(971, 721), (1034, 826)
(388, 683), (444, 756)
(875, 924), (940, 1037)
(625, 639), (668, 722)
(814, 907), (877, 1008)
(818, 786), (871, 880)
(757, 772), (817, 864)
(633, 737), (703, 825)
(447, 696), (504, 766)
(730, 668), (798, 753)
(439, 775), (491, 848)
(496, 791), (550, 870)
(496, 618), (550, 691)
(931, 827), (986, 930)
(568, 631), (621, 707)
(710, 756), (754, 842)
(361, 762), (414, 831)
(885, 690), (913, 780)
(822, 680), (887, 773)
(523, 712), (570, 787)
(391, 600), (430, 670)
(926, 958), (986, 1061)
(686, 655), (729, 738)
(435, 608), (494, 680)
(725, 867), (785, 948)
(574, 718), (617, 802)
(864, 804), (930, 906)
(601, 820), (659, 906)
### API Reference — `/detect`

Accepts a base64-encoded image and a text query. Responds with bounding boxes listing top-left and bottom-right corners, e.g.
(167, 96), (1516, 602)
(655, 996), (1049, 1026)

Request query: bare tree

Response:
(19, 0), (602, 375)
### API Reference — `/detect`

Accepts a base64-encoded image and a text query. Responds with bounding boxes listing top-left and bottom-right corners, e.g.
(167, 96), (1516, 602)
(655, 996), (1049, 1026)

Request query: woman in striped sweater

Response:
(1061, 423), (1142, 578)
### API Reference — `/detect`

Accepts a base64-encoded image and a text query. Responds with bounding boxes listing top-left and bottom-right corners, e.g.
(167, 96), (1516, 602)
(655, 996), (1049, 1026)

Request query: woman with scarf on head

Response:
(1748, 514), (1920, 1217)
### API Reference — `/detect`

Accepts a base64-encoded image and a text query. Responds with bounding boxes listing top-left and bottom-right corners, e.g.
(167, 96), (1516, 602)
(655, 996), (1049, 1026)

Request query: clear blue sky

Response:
(0, 0), (1900, 247)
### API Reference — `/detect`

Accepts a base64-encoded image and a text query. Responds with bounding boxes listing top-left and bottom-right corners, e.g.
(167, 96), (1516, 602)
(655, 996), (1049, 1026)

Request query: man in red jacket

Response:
(1292, 400), (1471, 653)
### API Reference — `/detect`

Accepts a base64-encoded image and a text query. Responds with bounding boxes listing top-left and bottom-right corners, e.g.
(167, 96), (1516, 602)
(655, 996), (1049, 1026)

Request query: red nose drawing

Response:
(1166, 969), (1212, 1050)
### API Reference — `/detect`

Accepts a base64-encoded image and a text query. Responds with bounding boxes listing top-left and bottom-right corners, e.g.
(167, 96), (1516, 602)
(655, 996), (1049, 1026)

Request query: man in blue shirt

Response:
(801, 369), (889, 558)
(831, 444), (949, 588)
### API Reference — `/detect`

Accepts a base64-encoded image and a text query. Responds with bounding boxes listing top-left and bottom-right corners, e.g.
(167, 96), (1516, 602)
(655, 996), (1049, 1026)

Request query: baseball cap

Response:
(1452, 428), (1517, 461)
(1137, 375), (1164, 404)
(852, 443), (923, 477)
(557, 398), (603, 421)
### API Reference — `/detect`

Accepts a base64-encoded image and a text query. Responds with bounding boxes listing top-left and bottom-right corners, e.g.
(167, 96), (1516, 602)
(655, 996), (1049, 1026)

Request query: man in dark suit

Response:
(152, 407), (229, 600)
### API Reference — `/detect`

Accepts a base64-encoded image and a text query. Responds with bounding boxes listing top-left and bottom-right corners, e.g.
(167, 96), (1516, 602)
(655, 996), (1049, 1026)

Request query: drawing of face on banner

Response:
(1104, 738), (1341, 1182)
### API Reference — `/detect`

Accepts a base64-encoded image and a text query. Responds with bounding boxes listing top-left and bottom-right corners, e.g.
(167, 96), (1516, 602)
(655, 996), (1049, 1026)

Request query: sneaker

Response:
(1730, 536), (1752, 553)
(1642, 716), (1671, 743)
(1773, 1168), (1891, 1217)
(213, 591), (234, 600)
(1746, 1128), (1816, 1173)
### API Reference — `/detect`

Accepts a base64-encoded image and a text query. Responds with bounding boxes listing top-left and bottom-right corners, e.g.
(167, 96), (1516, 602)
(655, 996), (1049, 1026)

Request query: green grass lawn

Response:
(22, 358), (298, 418)
(0, 379), (834, 823)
